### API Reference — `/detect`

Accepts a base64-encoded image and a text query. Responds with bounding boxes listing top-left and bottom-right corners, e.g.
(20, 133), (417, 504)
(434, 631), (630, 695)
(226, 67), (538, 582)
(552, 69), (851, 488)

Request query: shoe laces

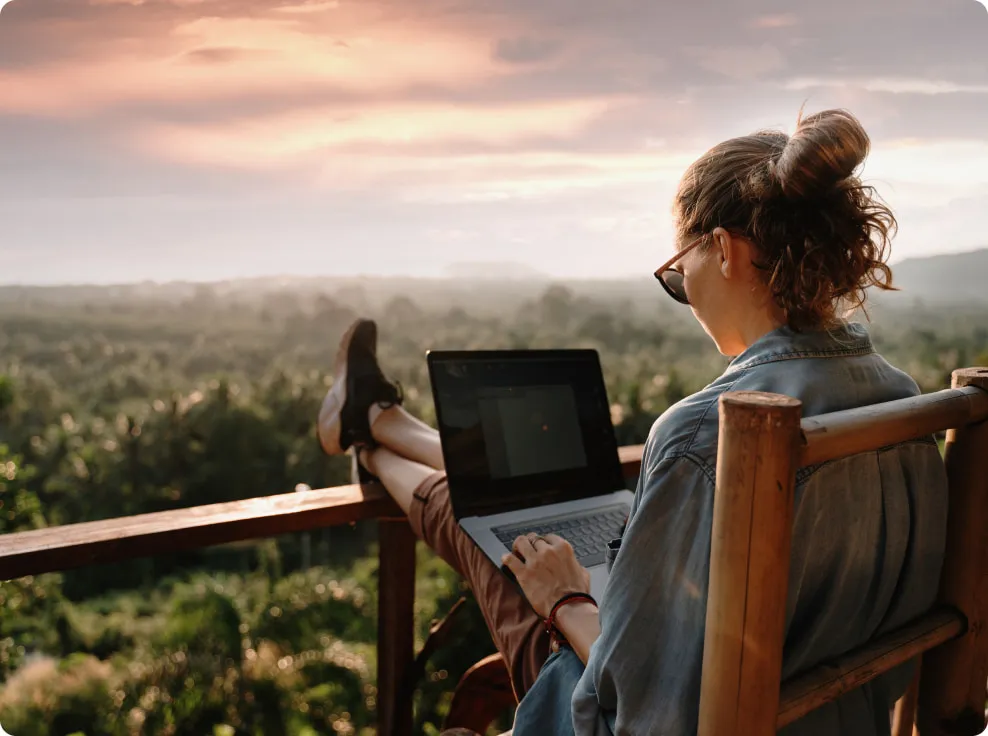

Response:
(377, 379), (404, 409)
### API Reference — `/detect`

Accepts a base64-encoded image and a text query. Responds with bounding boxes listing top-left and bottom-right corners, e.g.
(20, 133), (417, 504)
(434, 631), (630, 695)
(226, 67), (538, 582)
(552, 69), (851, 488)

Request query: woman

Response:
(317, 108), (948, 736)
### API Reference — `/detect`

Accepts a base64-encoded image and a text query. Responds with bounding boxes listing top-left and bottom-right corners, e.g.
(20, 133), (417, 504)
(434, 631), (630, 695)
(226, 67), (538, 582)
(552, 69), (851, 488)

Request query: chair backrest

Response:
(696, 367), (988, 736)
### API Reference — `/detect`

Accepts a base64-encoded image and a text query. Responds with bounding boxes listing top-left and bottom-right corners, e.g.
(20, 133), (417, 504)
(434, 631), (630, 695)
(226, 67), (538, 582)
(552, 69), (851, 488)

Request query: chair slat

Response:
(778, 608), (966, 728)
(800, 384), (988, 466)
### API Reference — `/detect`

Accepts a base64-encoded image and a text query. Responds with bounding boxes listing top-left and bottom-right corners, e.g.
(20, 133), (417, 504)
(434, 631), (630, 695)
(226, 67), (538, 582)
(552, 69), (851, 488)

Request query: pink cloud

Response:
(0, 4), (511, 116)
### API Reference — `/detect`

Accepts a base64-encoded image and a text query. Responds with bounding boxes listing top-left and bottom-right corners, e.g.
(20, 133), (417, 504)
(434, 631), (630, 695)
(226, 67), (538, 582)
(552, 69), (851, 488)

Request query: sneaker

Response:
(318, 319), (402, 457)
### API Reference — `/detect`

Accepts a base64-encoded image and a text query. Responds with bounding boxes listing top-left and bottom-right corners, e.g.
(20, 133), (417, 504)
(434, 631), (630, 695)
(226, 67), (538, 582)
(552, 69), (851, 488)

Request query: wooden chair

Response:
(440, 367), (988, 735)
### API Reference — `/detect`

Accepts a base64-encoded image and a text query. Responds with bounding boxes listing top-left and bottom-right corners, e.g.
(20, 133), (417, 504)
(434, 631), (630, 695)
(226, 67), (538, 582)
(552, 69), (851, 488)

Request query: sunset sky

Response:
(1, 0), (986, 284)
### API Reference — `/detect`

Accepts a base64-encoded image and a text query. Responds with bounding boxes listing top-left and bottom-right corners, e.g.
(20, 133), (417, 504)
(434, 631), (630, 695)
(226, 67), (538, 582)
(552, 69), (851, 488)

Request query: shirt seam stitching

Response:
(643, 450), (717, 488)
(731, 345), (875, 372)
(682, 368), (749, 455)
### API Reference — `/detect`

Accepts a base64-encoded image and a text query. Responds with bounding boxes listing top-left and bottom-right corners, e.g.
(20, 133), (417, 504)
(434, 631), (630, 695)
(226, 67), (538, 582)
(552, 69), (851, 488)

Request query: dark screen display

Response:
(428, 350), (625, 519)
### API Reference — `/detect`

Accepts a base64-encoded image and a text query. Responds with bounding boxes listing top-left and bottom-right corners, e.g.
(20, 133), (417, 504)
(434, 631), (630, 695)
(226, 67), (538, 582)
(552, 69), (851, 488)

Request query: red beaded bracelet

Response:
(544, 592), (598, 649)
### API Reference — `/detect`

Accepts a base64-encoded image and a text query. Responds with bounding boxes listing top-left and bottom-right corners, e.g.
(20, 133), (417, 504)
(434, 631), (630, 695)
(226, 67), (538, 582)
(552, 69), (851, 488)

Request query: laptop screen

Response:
(427, 350), (626, 519)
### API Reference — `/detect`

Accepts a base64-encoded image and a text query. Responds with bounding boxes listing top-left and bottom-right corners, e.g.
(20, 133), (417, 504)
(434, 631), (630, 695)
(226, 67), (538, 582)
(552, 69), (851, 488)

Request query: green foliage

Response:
(252, 570), (376, 650)
(0, 443), (45, 534)
(159, 588), (243, 662)
(0, 280), (983, 733)
(0, 654), (117, 736)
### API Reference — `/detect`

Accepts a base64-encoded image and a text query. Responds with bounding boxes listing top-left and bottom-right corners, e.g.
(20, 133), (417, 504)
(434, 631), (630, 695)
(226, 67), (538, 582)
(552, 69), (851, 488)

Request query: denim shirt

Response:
(513, 322), (948, 736)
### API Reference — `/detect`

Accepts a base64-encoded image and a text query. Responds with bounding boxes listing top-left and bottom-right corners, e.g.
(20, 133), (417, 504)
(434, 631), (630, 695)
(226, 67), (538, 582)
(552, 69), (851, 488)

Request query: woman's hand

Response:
(502, 533), (591, 618)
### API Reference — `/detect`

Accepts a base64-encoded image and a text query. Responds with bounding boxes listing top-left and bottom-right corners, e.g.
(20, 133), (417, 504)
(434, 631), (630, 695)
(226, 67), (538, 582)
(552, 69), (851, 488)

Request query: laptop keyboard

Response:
(492, 504), (629, 568)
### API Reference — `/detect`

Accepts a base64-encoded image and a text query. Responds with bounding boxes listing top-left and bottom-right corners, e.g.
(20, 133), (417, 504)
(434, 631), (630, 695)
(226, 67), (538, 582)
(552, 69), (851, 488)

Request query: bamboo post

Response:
(377, 518), (417, 736)
(917, 367), (988, 736)
(698, 391), (803, 736)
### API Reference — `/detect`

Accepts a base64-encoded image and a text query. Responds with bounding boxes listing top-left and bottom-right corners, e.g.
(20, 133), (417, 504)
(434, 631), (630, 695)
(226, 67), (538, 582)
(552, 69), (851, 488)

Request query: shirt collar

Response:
(726, 320), (875, 373)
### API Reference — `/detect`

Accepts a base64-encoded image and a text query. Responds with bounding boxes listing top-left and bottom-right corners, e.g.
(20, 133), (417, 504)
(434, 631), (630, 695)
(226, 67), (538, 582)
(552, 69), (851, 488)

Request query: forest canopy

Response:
(0, 277), (983, 735)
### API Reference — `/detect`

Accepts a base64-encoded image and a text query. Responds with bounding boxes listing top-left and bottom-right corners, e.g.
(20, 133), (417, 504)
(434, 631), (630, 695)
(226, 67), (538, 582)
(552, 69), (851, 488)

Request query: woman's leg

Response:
(359, 443), (435, 515)
(370, 405), (445, 472)
(318, 318), (549, 697)
(362, 443), (550, 700)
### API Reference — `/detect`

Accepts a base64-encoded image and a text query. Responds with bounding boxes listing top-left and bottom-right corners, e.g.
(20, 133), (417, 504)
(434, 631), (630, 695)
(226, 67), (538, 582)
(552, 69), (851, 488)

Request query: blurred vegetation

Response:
(0, 278), (984, 734)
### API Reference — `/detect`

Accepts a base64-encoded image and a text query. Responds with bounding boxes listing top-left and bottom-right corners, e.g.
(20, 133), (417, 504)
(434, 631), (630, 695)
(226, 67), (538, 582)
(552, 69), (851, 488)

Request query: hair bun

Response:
(771, 109), (870, 200)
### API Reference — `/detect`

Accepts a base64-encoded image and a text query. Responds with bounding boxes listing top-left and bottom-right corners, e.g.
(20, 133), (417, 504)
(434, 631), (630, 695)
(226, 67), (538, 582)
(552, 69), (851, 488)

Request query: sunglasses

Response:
(654, 234), (706, 305)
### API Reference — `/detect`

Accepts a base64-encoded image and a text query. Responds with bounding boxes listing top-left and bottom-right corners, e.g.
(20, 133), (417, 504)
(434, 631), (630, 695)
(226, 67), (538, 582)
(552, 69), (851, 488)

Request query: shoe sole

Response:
(351, 451), (379, 486)
(318, 319), (377, 455)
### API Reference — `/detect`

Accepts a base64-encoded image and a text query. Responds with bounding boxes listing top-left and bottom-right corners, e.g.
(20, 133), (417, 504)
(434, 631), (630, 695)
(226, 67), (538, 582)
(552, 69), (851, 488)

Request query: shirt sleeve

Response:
(571, 452), (716, 736)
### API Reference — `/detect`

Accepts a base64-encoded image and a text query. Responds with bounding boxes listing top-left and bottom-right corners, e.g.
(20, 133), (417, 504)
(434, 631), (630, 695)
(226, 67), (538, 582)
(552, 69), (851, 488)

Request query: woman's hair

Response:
(674, 107), (897, 331)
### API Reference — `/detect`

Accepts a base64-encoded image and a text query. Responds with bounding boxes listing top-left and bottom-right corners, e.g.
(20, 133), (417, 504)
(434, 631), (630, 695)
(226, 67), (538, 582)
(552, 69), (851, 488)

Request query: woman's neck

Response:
(736, 307), (787, 354)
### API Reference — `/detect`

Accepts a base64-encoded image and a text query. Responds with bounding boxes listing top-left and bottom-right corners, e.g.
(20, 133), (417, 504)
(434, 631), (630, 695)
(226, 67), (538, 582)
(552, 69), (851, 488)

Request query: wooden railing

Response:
(0, 445), (643, 735)
(2, 374), (988, 735)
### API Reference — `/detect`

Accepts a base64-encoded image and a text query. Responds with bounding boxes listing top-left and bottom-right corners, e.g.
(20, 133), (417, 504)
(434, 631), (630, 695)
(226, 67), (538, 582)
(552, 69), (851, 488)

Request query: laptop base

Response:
(461, 489), (634, 601)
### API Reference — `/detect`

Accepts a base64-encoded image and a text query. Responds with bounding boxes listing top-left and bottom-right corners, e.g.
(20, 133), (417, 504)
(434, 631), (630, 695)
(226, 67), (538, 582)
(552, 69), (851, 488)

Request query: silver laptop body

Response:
(427, 349), (634, 600)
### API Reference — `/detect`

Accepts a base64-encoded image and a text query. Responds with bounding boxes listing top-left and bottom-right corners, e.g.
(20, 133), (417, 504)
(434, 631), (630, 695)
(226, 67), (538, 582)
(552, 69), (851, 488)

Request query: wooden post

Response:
(917, 368), (988, 736)
(698, 391), (803, 736)
(377, 518), (417, 736)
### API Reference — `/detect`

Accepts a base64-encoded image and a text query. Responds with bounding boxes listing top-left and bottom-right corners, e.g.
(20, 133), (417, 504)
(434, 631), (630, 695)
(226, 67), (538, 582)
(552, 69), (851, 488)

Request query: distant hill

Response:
(886, 248), (988, 305)
(1, 249), (984, 309)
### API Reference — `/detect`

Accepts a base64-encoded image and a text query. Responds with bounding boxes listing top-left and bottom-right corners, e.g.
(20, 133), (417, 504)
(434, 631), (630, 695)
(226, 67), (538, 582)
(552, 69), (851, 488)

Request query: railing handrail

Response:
(0, 481), (403, 580)
(0, 444), (645, 582)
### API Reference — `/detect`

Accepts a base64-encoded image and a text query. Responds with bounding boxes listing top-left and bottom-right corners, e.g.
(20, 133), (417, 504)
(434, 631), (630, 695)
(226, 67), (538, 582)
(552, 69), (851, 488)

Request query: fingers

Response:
(512, 534), (538, 560)
(513, 533), (573, 558)
(542, 534), (577, 558)
(501, 551), (524, 575)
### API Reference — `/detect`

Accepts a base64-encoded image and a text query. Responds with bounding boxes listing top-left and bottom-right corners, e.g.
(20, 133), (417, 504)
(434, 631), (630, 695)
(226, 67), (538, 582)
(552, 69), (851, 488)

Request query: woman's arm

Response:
(554, 600), (601, 665)
(502, 533), (601, 664)
(569, 456), (715, 734)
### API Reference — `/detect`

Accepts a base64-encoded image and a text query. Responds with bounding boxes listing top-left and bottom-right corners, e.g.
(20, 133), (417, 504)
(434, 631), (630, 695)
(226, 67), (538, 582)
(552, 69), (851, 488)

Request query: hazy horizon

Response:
(2, 244), (988, 290)
(2, 0), (987, 285)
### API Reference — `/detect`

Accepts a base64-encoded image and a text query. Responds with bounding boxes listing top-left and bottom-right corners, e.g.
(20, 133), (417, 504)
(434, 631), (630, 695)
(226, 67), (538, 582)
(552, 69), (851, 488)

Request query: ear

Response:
(711, 227), (741, 279)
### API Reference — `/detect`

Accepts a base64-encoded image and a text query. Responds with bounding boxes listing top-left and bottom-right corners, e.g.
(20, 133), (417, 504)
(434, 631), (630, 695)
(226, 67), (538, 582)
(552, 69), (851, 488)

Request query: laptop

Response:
(426, 348), (634, 600)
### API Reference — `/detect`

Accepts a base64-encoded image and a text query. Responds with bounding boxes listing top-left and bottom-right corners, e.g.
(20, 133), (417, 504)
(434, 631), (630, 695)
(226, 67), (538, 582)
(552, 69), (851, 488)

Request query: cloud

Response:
(784, 77), (988, 94)
(690, 43), (786, 81)
(750, 13), (798, 29)
(0, 0), (507, 116)
(0, 0), (986, 283)
(182, 46), (271, 64)
(140, 97), (628, 168)
(493, 36), (562, 65)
